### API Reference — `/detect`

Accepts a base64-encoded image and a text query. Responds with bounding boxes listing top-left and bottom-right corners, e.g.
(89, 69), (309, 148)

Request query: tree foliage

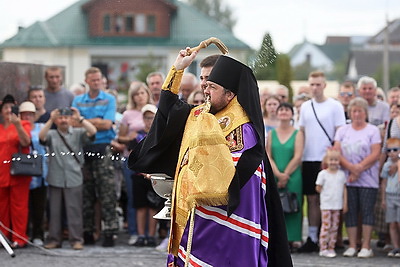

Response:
(373, 63), (400, 90)
(276, 54), (294, 103)
(292, 60), (313, 80)
(186, 0), (236, 30)
(135, 55), (162, 83)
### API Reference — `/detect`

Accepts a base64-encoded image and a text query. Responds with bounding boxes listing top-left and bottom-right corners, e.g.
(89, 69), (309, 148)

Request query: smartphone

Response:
(11, 106), (19, 115)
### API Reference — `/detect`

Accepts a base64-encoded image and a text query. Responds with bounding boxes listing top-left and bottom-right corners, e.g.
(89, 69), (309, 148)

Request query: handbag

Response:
(279, 191), (299, 214)
(10, 144), (43, 176)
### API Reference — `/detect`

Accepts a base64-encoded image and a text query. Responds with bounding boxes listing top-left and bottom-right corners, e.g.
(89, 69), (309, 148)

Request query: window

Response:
(103, 15), (111, 32)
(135, 14), (146, 33)
(115, 15), (124, 33)
(147, 15), (156, 33)
(102, 13), (156, 34)
(125, 15), (134, 32)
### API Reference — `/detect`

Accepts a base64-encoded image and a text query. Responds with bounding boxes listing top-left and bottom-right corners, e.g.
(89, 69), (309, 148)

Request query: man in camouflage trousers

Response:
(72, 67), (119, 247)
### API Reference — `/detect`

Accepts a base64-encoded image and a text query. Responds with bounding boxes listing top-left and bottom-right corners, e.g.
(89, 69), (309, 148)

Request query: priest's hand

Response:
(173, 47), (198, 70)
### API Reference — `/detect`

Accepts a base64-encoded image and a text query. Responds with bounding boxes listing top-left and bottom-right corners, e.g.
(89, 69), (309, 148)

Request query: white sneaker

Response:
(156, 237), (169, 252)
(357, 248), (374, 258)
(343, 247), (357, 257)
(33, 238), (43, 246)
(128, 235), (138, 245)
(319, 250), (336, 258)
(319, 250), (329, 257)
(327, 249), (337, 258)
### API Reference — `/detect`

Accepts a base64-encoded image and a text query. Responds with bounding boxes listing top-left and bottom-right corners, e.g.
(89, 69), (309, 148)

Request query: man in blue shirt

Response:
(72, 67), (118, 247)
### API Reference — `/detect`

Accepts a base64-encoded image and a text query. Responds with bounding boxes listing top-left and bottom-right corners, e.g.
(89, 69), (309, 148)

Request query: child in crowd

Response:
(39, 108), (96, 250)
(381, 137), (400, 257)
(316, 149), (347, 258)
(129, 104), (163, 247)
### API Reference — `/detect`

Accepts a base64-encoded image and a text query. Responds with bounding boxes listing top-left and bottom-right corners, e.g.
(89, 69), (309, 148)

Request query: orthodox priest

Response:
(129, 47), (292, 267)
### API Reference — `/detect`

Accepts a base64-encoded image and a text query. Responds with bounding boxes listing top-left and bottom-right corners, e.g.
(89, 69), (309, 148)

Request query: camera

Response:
(58, 107), (73, 116)
(11, 106), (19, 115)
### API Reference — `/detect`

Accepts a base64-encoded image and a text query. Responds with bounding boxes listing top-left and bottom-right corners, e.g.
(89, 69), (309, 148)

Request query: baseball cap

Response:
(141, 104), (157, 114)
(0, 94), (16, 110)
(19, 101), (36, 113)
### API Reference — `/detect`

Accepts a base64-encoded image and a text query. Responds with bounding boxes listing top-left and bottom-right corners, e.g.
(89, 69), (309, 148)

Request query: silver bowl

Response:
(150, 173), (173, 220)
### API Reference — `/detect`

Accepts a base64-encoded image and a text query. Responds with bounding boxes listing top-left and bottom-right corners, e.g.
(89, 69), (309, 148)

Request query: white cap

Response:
(141, 104), (157, 114)
(19, 101), (36, 113)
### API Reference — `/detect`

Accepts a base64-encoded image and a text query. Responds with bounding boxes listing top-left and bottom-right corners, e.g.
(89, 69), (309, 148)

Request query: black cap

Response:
(207, 56), (245, 94)
(0, 94), (16, 110)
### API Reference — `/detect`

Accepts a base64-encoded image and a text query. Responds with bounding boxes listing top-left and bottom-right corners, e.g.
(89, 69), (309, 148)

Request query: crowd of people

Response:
(263, 72), (400, 260)
(0, 55), (400, 265)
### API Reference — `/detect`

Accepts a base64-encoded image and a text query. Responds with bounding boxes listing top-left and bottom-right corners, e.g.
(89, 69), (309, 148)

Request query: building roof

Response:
(288, 39), (350, 64)
(318, 43), (350, 62)
(347, 48), (400, 77)
(1, 0), (250, 49)
(368, 19), (400, 45)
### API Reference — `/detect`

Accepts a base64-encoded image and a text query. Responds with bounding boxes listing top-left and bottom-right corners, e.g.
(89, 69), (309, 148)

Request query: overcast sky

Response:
(1, 0), (399, 53)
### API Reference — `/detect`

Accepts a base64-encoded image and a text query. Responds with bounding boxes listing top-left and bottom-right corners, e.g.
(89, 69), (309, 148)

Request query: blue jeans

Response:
(122, 162), (137, 235)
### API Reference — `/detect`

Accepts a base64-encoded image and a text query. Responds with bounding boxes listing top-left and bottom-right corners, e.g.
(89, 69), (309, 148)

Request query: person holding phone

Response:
(0, 94), (32, 248)
(39, 107), (96, 250)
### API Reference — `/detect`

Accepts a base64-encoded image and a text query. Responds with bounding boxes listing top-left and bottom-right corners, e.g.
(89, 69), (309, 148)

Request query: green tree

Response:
(276, 54), (294, 103)
(292, 60), (313, 80)
(135, 55), (162, 83)
(373, 63), (400, 89)
(329, 56), (347, 82)
(253, 33), (277, 80)
(186, 0), (236, 30)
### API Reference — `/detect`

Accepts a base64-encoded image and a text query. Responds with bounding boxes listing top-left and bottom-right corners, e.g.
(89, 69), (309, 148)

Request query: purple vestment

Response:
(168, 123), (269, 267)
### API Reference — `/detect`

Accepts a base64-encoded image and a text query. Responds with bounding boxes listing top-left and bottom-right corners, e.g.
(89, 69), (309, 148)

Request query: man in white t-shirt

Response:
(298, 71), (346, 252)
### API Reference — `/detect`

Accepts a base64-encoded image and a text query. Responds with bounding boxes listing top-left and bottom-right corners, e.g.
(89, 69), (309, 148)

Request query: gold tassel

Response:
(185, 207), (196, 267)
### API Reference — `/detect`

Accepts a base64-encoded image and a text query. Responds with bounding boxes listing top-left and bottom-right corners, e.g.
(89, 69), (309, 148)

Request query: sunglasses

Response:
(386, 147), (400, 153)
(340, 92), (353, 97)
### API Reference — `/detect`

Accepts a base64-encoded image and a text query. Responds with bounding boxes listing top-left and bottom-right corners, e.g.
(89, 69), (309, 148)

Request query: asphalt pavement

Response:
(1, 231), (400, 267)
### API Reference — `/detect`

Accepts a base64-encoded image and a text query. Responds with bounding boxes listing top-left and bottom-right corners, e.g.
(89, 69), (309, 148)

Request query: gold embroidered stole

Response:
(169, 97), (250, 255)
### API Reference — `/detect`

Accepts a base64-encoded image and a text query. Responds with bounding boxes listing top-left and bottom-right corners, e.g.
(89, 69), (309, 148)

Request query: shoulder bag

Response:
(57, 130), (82, 165)
(311, 100), (334, 146)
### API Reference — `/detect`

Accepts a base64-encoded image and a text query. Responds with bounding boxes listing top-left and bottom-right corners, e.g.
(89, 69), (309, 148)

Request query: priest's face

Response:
(204, 81), (235, 114)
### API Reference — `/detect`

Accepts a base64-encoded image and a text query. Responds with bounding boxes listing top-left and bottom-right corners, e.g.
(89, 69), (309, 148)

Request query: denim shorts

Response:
(385, 193), (400, 223)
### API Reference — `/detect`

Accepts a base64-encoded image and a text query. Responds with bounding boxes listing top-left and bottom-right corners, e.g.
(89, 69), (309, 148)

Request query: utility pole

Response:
(382, 14), (390, 92)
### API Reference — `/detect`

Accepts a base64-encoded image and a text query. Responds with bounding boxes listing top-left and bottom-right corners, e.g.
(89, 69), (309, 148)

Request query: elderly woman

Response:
(334, 97), (381, 258)
(117, 82), (152, 245)
(0, 94), (32, 248)
(19, 101), (49, 246)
